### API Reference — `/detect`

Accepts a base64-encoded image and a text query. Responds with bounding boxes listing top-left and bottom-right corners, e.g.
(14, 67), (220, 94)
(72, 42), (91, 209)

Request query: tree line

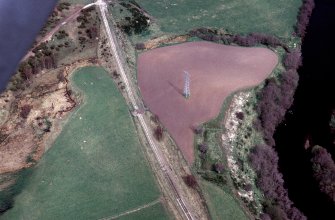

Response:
(19, 55), (56, 80)
(295, 0), (315, 38)
(250, 48), (306, 220)
(248, 1), (317, 219)
(249, 144), (305, 220)
(254, 51), (300, 146)
(310, 145), (335, 203)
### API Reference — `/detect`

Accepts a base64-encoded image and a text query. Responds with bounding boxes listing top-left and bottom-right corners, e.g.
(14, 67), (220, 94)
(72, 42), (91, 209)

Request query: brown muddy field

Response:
(138, 41), (278, 163)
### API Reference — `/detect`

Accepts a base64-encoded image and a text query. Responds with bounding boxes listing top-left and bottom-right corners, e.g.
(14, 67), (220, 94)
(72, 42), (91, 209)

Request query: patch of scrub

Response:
(1, 66), (169, 220)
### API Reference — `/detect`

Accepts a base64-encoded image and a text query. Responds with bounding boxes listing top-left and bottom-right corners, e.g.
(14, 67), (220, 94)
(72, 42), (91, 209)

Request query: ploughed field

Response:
(138, 41), (278, 163)
(1, 67), (170, 220)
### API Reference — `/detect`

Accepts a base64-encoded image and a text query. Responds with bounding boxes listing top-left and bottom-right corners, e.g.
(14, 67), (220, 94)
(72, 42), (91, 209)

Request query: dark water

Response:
(0, 169), (33, 214)
(274, 0), (335, 219)
(0, 0), (58, 92)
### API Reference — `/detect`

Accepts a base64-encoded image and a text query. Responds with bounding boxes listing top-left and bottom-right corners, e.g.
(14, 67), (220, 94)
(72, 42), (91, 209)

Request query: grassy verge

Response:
(200, 180), (248, 220)
(1, 66), (169, 220)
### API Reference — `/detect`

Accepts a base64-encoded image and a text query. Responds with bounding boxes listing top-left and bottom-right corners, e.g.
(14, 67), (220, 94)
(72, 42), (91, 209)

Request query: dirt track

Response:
(138, 41), (278, 164)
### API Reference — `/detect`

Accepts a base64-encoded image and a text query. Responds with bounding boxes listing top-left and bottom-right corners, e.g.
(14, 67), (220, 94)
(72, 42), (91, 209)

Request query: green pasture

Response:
(201, 180), (248, 220)
(1, 66), (169, 220)
(137, 0), (302, 38)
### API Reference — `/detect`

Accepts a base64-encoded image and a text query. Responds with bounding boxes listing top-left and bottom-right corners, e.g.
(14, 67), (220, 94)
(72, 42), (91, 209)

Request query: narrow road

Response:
(96, 0), (196, 219)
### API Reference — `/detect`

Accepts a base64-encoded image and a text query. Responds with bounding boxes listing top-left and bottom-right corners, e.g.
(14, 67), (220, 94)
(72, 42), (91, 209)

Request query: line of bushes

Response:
(245, 2), (317, 218)
(19, 55), (56, 80)
(249, 145), (306, 220)
(232, 33), (284, 48)
(249, 48), (306, 219)
(254, 64), (300, 146)
(56, 2), (71, 11)
(189, 28), (285, 49)
(295, 0), (315, 38)
(251, 148), (298, 220)
(310, 145), (335, 202)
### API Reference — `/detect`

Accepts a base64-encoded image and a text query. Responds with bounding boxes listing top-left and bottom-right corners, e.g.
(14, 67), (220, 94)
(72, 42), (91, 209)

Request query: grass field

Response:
(1, 66), (170, 220)
(137, 0), (302, 38)
(201, 180), (248, 220)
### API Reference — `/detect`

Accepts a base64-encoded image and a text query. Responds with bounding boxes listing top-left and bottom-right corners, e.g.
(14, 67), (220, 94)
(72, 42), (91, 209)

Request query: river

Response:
(0, 0), (57, 92)
(274, 0), (335, 219)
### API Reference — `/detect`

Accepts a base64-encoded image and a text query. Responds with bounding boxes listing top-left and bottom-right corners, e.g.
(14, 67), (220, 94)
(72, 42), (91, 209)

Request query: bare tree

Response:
(154, 125), (163, 141)
(214, 163), (225, 174)
(20, 105), (32, 119)
(183, 175), (198, 189)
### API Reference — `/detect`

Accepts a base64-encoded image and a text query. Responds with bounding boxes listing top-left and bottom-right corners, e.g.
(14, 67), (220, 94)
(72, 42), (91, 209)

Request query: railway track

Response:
(95, 0), (196, 219)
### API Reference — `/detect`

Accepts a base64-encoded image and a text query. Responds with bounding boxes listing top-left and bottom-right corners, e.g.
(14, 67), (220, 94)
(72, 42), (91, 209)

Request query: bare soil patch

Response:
(138, 41), (278, 163)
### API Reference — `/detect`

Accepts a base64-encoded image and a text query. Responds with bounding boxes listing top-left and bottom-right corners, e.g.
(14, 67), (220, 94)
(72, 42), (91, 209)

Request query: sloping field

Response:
(138, 41), (278, 163)
(137, 0), (302, 38)
(1, 67), (170, 220)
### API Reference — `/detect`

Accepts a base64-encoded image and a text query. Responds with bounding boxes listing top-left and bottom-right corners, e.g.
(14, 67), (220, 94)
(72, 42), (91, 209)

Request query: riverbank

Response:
(274, 0), (335, 219)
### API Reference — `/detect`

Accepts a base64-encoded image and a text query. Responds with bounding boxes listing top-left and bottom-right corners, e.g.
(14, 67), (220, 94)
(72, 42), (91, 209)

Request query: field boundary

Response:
(99, 199), (161, 220)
